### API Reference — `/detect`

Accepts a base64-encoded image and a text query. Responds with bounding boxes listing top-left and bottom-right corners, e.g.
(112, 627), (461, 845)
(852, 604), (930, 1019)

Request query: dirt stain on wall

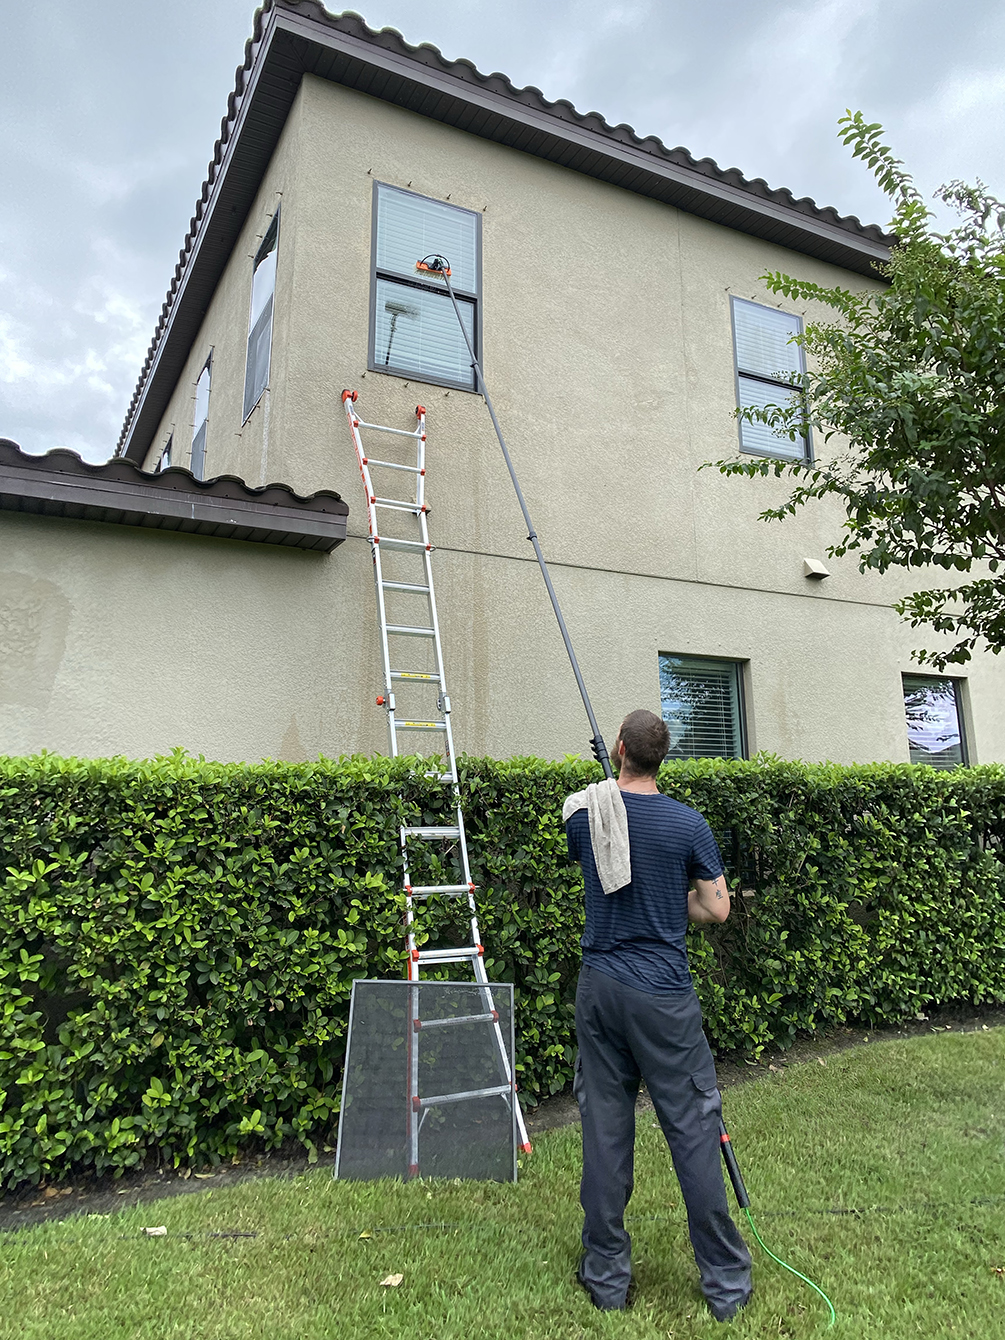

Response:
(0, 573), (71, 712)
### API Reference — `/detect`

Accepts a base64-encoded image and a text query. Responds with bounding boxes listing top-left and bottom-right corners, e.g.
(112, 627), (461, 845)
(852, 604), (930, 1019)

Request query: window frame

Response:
(368, 180), (482, 393)
(190, 353), (212, 481)
(901, 673), (970, 769)
(657, 652), (749, 762)
(156, 435), (173, 473)
(730, 296), (812, 463)
(243, 209), (280, 423)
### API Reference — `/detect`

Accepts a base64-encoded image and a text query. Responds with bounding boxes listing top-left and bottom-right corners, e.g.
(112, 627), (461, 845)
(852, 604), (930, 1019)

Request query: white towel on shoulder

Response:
(562, 778), (631, 894)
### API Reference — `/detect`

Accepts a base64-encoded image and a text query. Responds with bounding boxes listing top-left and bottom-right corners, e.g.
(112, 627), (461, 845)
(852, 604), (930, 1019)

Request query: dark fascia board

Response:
(118, 0), (894, 463)
(0, 440), (348, 552)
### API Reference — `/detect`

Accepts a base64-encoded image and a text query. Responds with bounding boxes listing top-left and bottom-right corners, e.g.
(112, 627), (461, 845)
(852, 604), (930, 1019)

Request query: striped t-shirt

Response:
(566, 790), (724, 994)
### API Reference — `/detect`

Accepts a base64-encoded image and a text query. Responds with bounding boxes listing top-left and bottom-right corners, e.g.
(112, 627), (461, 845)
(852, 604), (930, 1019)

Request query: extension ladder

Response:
(341, 390), (531, 1170)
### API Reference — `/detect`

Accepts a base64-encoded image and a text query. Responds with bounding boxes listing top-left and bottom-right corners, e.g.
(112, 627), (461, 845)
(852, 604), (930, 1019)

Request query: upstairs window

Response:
(902, 674), (969, 768)
(731, 297), (809, 461)
(244, 211), (279, 420)
(191, 356), (211, 480)
(156, 436), (172, 472)
(659, 654), (746, 760)
(370, 182), (480, 390)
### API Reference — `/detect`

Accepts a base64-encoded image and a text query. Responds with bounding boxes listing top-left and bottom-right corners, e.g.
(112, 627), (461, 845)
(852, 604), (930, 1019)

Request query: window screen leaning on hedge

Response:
(731, 297), (808, 461)
(567, 792), (725, 994)
(370, 182), (480, 390)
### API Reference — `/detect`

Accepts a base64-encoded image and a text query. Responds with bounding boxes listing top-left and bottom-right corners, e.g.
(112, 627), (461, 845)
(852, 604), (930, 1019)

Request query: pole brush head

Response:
(416, 254), (451, 276)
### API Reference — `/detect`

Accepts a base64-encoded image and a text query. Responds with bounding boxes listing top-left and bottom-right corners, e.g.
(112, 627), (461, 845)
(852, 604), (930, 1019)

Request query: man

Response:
(564, 708), (752, 1322)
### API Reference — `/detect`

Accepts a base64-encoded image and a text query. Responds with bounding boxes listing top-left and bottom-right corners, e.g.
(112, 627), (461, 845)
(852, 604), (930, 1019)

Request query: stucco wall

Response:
(20, 72), (1000, 767)
(144, 86), (307, 485)
(2, 510), (1003, 767)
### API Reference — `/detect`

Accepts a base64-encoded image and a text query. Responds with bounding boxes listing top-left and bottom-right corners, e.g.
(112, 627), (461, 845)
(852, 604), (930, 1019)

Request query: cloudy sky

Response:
(2, 0), (1003, 463)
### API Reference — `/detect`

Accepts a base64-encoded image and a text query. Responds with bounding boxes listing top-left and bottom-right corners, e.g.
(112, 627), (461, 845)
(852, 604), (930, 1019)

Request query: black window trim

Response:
(729, 295), (813, 464)
(902, 672), (971, 768)
(243, 208), (280, 424)
(658, 651), (749, 762)
(368, 179), (483, 393)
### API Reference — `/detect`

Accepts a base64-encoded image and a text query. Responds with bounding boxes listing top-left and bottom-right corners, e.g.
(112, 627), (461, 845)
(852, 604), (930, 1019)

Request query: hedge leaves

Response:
(1, 751), (1003, 1188)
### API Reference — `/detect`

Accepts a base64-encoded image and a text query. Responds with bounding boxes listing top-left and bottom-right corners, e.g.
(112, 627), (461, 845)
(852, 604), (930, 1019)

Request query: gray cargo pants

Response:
(573, 964), (752, 1312)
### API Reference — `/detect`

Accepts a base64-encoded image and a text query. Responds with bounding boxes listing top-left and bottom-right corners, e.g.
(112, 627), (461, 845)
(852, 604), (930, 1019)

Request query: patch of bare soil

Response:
(3, 1004), (1003, 1233)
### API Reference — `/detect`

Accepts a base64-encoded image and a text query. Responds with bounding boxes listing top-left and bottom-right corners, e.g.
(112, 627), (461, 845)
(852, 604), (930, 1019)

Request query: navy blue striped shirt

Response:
(566, 790), (724, 994)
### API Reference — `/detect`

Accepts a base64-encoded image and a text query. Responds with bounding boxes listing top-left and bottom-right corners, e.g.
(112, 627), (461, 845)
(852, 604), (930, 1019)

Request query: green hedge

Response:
(1, 751), (1004, 1189)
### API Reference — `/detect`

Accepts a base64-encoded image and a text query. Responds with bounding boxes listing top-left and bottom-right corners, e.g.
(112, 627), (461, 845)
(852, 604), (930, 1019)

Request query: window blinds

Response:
(731, 298), (806, 460)
(374, 279), (475, 386)
(244, 216), (279, 419)
(659, 655), (744, 760)
(372, 184), (480, 389)
(191, 361), (211, 481)
(902, 675), (967, 768)
(736, 376), (804, 461)
(375, 184), (478, 295)
(732, 300), (802, 380)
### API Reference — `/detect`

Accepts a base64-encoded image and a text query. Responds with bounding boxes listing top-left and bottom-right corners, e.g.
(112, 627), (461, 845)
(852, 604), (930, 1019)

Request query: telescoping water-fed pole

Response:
(416, 254), (835, 1326)
(416, 255), (612, 782)
(418, 250), (746, 1158)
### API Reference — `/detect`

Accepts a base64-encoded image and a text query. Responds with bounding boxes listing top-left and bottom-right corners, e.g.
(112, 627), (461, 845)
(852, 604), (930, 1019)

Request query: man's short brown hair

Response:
(618, 709), (670, 777)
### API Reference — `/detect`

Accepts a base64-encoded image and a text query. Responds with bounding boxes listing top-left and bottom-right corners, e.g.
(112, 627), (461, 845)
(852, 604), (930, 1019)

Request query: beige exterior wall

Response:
(7, 74), (1001, 767)
(2, 508), (1004, 767)
(144, 86), (308, 484)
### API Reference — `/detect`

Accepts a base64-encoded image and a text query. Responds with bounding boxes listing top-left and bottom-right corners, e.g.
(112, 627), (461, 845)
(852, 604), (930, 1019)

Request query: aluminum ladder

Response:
(341, 389), (531, 1172)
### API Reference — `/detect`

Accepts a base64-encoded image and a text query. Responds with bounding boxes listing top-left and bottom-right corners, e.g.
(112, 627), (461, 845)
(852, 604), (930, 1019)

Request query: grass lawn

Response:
(1, 1029), (1003, 1339)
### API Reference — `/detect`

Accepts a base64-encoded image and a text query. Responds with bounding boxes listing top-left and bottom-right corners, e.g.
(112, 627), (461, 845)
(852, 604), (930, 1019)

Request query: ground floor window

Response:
(658, 654), (746, 760)
(902, 674), (968, 768)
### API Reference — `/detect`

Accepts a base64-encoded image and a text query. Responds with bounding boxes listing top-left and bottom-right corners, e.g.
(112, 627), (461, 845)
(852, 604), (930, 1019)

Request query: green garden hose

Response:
(743, 1205), (837, 1327)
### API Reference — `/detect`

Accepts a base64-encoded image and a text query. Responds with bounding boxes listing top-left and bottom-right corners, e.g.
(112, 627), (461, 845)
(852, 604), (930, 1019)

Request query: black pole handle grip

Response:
(591, 734), (613, 780)
(719, 1118), (750, 1209)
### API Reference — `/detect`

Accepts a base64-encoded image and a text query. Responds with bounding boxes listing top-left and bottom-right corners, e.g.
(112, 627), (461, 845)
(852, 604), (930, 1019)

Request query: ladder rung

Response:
(393, 719), (447, 731)
(414, 946), (481, 964)
(414, 1011), (498, 1030)
(374, 537), (429, 552)
(374, 498), (421, 512)
(402, 826), (461, 840)
(414, 1084), (511, 1109)
(356, 421), (422, 438)
(406, 884), (472, 898)
(390, 669), (440, 681)
(383, 583), (431, 595)
(386, 624), (435, 638)
(362, 459), (422, 473)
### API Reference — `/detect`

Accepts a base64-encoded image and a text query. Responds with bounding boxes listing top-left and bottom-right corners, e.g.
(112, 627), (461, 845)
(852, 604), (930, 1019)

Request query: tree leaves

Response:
(716, 114), (1005, 668)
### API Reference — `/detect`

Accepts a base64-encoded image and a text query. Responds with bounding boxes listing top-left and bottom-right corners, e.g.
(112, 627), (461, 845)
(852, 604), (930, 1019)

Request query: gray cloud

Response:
(2, 0), (1003, 463)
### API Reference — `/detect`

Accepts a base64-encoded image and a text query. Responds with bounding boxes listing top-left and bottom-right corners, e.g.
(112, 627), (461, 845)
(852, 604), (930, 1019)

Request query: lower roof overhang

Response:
(0, 441), (348, 553)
